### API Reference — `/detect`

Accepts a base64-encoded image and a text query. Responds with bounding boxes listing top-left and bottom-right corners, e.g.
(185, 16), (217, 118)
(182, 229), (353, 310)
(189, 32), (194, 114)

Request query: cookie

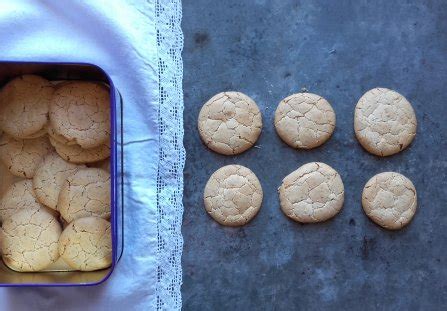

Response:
(0, 134), (53, 178)
(274, 93), (336, 149)
(58, 168), (110, 223)
(279, 162), (344, 223)
(198, 92), (262, 155)
(87, 159), (110, 172)
(354, 88), (417, 156)
(33, 153), (84, 210)
(49, 81), (110, 149)
(362, 172), (417, 230)
(0, 208), (61, 272)
(204, 165), (263, 226)
(22, 126), (47, 139)
(47, 123), (76, 145)
(58, 217), (112, 271)
(49, 136), (110, 164)
(0, 180), (42, 222)
(0, 75), (53, 139)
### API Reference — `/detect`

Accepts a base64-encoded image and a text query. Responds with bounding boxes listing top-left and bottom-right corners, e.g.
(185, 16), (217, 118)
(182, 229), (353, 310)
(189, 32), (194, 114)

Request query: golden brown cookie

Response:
(49, 81), (110, 149)
(362, 172), (417, 230)
(87, 159), (110, 172)
(0, 180), (42, 222)
(58, 168), (110, 223)
(274, 93), (336, 149)
(354, 88), (417, 156)
(0, 208), (61, 272)
(58, 217), (112, 271)
(279, 162), (344, 223)
(198, 92), (262, 155)
(204, 165), (263, 226)
(47, 123), (76, 145)
(0, 134), (53, 178)
(33, 153), (84, 210)
(49, 136), (110, 164)
(0, 75), (53, 139)
(22, 126), (47, 139)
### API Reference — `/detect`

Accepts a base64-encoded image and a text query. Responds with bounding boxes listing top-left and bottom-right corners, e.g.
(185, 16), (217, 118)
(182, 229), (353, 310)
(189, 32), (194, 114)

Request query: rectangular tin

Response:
(0, 62), (123, 286)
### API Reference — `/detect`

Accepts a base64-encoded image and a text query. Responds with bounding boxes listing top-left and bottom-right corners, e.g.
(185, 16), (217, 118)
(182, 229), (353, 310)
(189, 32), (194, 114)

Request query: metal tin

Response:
(0, 62), (123, 286)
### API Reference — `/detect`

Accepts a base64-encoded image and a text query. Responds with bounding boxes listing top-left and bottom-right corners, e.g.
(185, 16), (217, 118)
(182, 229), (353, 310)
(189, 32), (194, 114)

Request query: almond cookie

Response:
(58, 217), (112, 271)
(33, 153), (84, 210)
(275, 93), (336, 149)
(0, 134), (53, 178)
(198, 92), (262, 155)
(362, 172), (417, 230)
(0, 180), (42, 222)
(47, 123), (76, 145)
(354, 88), (417, 156)
(49, 136), (110, 164)
(22, 126), (47, 140)
(0, 208), (62, 272)
(49, 81), (110, 149)
(58, 168), (110, 223)
(0, 75), (53, 139)
(204, 165), (263, 226)
(279, 162), (344, 223)
(87, 159), (110, 172)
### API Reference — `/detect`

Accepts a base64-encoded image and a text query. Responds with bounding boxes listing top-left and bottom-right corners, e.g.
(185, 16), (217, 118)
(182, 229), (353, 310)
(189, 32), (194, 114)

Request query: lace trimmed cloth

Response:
(0, 0), (184, 309)
(155, 0), (185, 309)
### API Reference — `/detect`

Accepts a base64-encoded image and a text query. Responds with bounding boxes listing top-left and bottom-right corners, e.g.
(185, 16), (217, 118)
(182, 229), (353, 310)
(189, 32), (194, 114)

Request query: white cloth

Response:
(0, 0), (184, 310)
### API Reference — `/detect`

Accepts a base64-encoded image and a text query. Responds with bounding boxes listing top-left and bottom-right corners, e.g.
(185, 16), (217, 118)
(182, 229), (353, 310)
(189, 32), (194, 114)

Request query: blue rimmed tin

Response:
(0, 62), (123, 286)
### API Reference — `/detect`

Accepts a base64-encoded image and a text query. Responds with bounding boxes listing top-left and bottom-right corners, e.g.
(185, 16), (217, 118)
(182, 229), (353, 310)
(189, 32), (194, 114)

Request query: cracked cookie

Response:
(0, 134), (53, 178)
(354, 88), (417, 156)
(0, 180), (42, 222)
(49, 136), (110, 164)
(58, 216), (112, 271)
(58, 168), (110, 223)
(279, 162), (344, 223)
(275, 93), (336, 149)
(0, 208), (62, 272)
(204, 165), (263, 226)
(49, 81), (110, 149)
(88, 159), (110, 172)
(198, 92), (262, 155)
(33, 153), (84, 210)
(362, 172), (417, 230)
(0, 75), (53, 139)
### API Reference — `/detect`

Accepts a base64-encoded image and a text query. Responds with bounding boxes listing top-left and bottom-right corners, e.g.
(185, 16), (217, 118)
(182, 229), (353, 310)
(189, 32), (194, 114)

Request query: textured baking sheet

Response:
(182, 0), (447, 309)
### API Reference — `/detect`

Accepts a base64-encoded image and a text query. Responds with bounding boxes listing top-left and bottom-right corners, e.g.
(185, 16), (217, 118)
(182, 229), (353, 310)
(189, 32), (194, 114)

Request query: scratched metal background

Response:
(182, 1), (447, 309)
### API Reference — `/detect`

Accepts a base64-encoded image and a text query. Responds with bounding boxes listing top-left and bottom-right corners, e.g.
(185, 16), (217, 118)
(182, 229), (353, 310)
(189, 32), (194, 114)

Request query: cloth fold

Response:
(0, 0), (184, 310)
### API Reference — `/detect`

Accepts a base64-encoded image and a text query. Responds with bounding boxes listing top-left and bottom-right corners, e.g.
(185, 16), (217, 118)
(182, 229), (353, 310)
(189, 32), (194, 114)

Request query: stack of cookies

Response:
(0, 75), (112, 272)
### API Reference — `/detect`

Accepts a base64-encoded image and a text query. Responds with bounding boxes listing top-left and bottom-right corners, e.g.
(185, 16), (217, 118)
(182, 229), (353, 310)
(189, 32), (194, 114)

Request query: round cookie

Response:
(198, 92), (262, 155)
(49, 81), (110, 149)
(33, 153), (84, 210)
(87, 159), (110, 172)
(279, 162), (344, 223)
(204, 165), (263, 226)
(275, 93), (336, 149)
(362, 172), (417, 230)
(0, 134), (53, 178)
(58, 168), (110, 223)
(47, 123), (76, 145)
(0, 208), (61, 272)
(49, 136), (110, 164)
(354, 88), (417, 156)
(0, 75), (53, 139)
(0, 180), (42, 222)
(58, 217), (112, 271)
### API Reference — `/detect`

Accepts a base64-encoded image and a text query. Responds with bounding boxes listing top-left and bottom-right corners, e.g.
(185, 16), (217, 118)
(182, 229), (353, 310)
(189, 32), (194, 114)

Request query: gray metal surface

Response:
(182, 1), (447, 310)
